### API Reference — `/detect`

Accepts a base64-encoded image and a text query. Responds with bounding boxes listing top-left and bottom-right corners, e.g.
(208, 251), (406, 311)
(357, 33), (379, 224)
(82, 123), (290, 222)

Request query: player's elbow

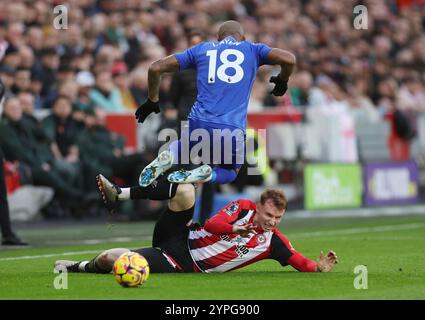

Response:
(176, 183), (195, 202)
(279, 51), (296, 66)
(269, 49), (296, 66)
(286, 52), (296, 66)
(149, 60), (162, 74)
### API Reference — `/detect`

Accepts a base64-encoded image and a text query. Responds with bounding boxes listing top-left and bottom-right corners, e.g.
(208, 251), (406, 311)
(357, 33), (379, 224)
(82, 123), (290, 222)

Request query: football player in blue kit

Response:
(135, 20), (295, 187)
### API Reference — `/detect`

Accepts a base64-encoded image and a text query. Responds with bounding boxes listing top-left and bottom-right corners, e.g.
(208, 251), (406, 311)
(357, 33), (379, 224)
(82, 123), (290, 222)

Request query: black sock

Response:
(130, 180), (178, 200)
(84, 255), (111, 274)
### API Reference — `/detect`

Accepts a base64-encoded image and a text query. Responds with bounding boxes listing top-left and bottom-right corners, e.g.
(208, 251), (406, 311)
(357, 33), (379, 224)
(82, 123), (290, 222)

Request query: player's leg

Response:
(167, 161), (242, 184)
(132, 247), (177, 273)
(97, 174), (178, 203)
(167, 182), (195, 212)
(98, 173), (194, 214)
(168, 120), (244, 184)
(138, 120), (191, 187)
(209, 124), (244, 183)
(61, 184), (196, 274)
(207, 126), (244, 183)
(54, 247), (178, 274)
(150, 183), (196, 272)
(97, 175), (195, 240)
(55, 248), (130, 273)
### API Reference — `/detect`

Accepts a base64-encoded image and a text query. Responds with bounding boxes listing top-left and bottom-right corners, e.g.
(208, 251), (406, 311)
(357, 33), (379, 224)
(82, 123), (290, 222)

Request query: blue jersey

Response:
(174, 37), (272, 130)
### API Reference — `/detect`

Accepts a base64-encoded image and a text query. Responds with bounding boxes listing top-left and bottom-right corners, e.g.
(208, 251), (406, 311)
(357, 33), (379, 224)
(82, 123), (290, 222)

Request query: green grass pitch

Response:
(1, 213), (424, 300)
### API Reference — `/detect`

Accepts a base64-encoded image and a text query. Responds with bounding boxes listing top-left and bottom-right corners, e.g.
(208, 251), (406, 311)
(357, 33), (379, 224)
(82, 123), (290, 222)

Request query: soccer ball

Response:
(113, 252), (150, 287)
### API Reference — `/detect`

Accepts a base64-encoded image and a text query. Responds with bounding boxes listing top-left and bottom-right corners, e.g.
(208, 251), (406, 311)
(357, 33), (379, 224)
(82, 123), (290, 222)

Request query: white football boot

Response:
(55, 260), (81, 272)
(167, 164), (213, 184)
(139, 150), (174, 187)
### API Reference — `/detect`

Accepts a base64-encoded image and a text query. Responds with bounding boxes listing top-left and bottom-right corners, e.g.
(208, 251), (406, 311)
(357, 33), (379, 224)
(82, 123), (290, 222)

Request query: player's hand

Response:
(232, 223), (256, 237)
(316, 250), (338, 272)
(135, 98), (160, 123)
(269, 75), (288, 96)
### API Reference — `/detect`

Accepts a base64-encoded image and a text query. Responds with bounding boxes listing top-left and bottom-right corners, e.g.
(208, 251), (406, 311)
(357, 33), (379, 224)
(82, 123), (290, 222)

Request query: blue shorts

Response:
(170, 117), (245, 170)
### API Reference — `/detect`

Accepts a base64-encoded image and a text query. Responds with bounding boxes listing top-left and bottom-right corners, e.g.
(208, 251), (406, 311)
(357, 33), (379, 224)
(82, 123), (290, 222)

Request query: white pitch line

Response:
(0, 250), (101, 262)
(1, 222), (425, 262)
(43, 236), (141, 246)
(288, 222), (425, 239)
(287, 206), (425, 219)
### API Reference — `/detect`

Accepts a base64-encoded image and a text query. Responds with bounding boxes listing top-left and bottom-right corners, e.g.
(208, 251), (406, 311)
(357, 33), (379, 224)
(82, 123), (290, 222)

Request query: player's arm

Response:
(288, 250), (338, 272)
(147, 55), (180, 102)
(271, 231), (338, 272)
(289, 250), (338, 272)
(135, 55), (179, 123)
(267, 48), (296, 96)
(267, 49), (296, 81)
(204, 200), (256, 236)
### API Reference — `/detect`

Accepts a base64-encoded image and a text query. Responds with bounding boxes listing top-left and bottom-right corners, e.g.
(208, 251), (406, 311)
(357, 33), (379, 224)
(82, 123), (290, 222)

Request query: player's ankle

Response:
(209, 171), (217, 183)
(118, 188), (131, 200)
(78, 261), (89, 272)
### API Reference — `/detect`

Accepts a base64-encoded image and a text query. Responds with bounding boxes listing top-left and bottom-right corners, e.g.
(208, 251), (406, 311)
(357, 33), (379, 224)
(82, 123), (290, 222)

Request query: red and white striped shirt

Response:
(188, 199), (317, 273)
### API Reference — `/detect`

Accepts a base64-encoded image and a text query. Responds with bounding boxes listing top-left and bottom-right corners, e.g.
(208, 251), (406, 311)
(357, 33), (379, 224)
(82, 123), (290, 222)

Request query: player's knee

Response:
(99, 248), (130, 265)
(170, 183), (195, 211)
(97, 252), (111, 265)
(176, 183), (195, 201)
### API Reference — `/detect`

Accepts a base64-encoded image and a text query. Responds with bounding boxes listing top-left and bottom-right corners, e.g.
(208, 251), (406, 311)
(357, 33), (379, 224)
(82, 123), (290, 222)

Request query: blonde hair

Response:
(260, 189), (288, 211)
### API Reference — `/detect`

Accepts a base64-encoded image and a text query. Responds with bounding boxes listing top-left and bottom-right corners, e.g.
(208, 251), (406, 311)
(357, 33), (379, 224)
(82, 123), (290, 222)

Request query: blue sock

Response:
(210, 167), (237, 184)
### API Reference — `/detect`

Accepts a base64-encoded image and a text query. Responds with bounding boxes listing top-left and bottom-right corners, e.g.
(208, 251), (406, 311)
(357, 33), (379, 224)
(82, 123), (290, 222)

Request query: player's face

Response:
(255, 200), (285, 232)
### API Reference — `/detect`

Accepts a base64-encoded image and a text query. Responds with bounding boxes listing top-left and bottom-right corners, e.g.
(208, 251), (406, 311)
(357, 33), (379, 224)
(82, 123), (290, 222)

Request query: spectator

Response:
(18, 46), (34, 69)
(89, 70), (126, 113)
(11, 67), (31, 94)
(0, 0), (424, 221)
(288, 71), (313, 107)
(0, 146), (27, 245)
(74, 71), (96, 128)
(33, 47), (59, 100)
(77, 107), (147, 191)
(25, 27), (43, 56)
(61, 25), (85, 57)
(0, 81), (27, 245)
(0, 0), (422, 117)
(2, 44), (20, 69)
(0, 97), (86, 206)
(0, 65), (15, 99)
(29, 71), (44, 110)
(41, 95), (83, 189)
(397, 76), (425, 112)
(129, 71), (148, 106)
(111, 61), (137, 111)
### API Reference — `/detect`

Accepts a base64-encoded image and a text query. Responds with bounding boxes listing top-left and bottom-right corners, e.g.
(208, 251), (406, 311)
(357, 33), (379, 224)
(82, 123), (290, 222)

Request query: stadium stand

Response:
(0, 0), (424, 221)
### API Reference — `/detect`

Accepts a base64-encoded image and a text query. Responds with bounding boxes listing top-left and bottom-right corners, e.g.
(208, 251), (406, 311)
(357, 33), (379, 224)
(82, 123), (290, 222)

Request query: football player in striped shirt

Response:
(55, 175), (337, 274)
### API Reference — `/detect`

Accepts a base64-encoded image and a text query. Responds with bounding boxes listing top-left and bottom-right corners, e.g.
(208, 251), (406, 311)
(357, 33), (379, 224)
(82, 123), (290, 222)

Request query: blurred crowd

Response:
(1, 0), (425, 219)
